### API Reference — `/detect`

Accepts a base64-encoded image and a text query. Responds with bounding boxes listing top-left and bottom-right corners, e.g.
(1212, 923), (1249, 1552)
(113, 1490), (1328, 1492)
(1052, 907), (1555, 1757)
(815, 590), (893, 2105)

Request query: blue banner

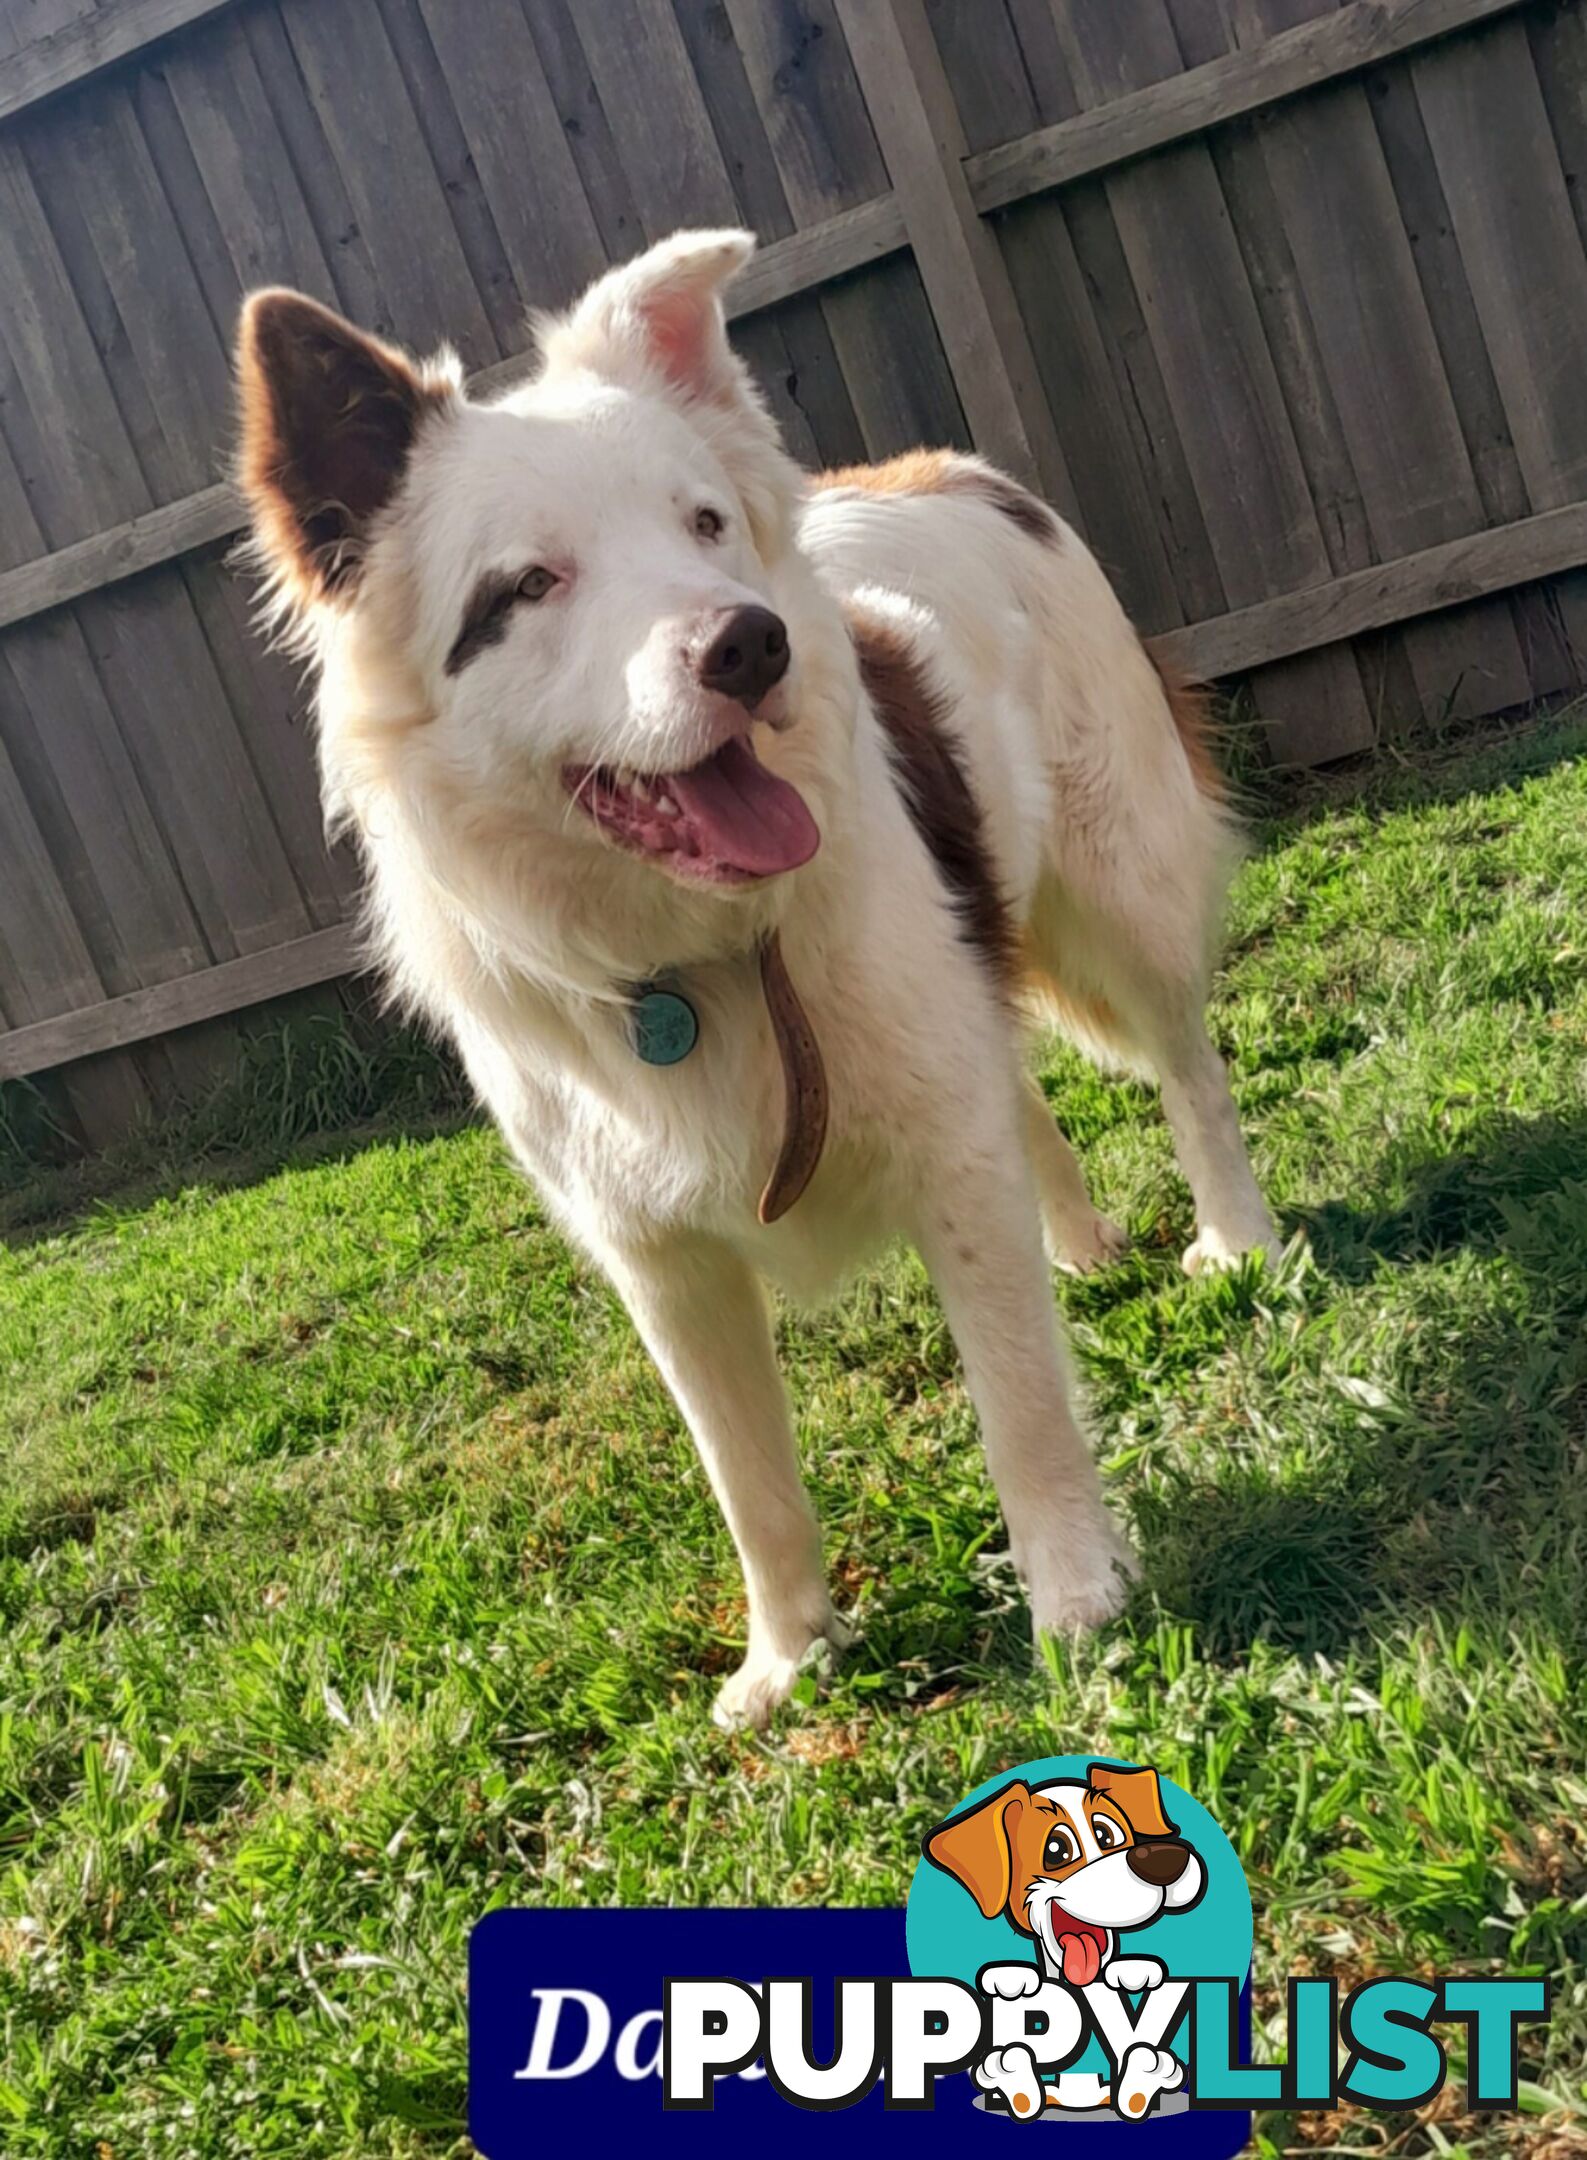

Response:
(469, 1907), (1252, 2155)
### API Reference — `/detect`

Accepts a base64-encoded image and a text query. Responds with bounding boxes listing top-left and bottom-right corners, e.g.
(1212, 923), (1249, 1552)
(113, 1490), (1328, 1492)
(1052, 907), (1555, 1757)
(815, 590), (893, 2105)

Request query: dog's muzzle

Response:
(1125, 1840), (1191, 1887)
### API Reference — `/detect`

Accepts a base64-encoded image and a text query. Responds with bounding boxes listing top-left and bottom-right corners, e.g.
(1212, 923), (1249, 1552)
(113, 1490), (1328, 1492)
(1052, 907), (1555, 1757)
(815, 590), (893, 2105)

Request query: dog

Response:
(234, 229), (1277, 1729)
(926, 1761), (1204, 2117)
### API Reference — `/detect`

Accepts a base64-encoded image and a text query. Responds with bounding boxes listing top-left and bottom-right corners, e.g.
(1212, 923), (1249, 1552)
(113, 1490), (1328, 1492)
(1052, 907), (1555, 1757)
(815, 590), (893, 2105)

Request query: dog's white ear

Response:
(539, 229), (756, 407)
(925, 1780), (1031, 1920)
(1088, 1763), (1177, 1842)
(236, 289), (459, 607)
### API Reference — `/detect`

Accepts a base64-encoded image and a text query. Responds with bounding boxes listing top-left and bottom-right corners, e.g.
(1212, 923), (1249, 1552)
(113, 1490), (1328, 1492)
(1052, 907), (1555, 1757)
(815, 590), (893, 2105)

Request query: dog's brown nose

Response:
(695, 605), (789, 708)
(1126, 1840), (1190, 1887)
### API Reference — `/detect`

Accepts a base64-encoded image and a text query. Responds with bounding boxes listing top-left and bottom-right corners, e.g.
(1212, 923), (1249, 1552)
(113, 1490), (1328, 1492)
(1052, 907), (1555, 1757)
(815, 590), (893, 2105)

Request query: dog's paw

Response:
(979, 1962), (1044, 2002)
(711, 1617), (849, 1731)
(1114, 2043), (1183, 2119)
(1053, 1211), (1129, 1277)
(1103, 1956), (1166, 1994)
(1026, 1514), (1136, 1636)
(974, 2043), (1046, 2119)
(1182, 1222), (1281, 1275)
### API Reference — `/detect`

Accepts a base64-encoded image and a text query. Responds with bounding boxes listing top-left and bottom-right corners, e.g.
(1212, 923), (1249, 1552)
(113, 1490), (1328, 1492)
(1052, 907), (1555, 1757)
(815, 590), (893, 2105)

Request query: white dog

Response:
(235, 230), (1277, 1728)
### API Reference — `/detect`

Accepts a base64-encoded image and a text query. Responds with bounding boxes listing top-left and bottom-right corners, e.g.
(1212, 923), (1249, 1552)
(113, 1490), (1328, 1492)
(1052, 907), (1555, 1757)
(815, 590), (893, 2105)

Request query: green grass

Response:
(3, 714), (1586, 2159)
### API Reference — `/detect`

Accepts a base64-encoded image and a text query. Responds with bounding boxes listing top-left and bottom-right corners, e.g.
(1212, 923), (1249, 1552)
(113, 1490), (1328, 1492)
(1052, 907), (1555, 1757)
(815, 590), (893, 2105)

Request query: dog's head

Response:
(236, 233), (843, 980)
(925, 1763), (1205, 1987)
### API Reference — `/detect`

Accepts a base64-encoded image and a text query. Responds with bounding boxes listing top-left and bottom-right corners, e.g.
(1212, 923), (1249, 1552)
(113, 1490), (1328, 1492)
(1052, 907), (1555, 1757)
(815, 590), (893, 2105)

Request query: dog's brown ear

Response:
(1088, 1762), (1177, 1841)
(236, 289), (453, 605)
(925, 1780), (1030, 1919)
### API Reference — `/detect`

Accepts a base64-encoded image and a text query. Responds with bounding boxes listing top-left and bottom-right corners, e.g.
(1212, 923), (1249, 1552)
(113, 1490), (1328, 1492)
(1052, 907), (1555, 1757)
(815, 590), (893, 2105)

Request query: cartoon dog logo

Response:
(925, 1761), (1205, 2120)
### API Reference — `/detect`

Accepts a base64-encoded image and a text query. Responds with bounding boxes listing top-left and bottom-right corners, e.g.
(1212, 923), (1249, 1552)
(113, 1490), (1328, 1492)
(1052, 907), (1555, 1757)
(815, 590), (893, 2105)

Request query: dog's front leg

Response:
(602, 1236), (841, 1729)
(913, 1148), (1134, 1634)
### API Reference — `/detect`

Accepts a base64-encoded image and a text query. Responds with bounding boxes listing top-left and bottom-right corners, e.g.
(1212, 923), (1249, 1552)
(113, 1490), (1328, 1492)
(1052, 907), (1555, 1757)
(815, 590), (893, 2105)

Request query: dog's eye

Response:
(1043, 1826), (1079, 1869)
(518, 566), (557, 602)
(693, 506), (725, 542)
(1093, 1816), (1123, 1851)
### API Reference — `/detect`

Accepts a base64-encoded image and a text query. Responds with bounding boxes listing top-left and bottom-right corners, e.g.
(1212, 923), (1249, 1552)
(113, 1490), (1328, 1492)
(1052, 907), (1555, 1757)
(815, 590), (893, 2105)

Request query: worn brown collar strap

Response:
(757, 931), (829, 1224)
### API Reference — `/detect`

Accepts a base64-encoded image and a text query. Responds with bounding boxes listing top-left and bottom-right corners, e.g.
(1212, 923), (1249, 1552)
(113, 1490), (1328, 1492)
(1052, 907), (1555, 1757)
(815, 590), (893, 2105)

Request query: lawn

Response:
(2, 714), (1585, 2160)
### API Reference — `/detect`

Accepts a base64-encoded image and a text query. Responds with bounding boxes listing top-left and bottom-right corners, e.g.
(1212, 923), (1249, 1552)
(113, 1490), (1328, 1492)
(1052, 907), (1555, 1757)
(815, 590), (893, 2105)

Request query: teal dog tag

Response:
(629, 985), (698, 1066)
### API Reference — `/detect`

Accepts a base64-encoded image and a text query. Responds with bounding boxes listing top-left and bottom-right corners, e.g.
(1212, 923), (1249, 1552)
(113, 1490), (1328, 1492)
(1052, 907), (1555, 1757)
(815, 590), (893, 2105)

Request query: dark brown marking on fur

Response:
(813, 450), (1060, 548)
(1145, 644), (1225, 803)
(847, 604), (1019, 996)
(964, 466), (1060, 547)
(445, 569), (521, 677)
(237, 288), (449, 604)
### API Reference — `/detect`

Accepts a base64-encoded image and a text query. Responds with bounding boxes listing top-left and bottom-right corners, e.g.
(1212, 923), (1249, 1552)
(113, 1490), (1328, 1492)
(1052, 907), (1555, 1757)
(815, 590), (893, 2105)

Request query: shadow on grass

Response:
(1, 1010), (479, 1252)
(1136, 1109), (1587, 1661)
(1239, 698), (1587, 840)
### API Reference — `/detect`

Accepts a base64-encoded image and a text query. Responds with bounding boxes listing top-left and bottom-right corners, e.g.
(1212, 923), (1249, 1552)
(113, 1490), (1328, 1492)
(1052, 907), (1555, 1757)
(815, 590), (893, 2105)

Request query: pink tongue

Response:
(668, 736), (819, 876)
(1060, 1931), (1103, 1987)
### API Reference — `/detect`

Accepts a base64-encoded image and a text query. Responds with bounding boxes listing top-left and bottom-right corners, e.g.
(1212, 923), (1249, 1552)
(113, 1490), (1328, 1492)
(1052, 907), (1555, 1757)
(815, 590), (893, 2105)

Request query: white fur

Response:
(251, 230), (1277, 1729)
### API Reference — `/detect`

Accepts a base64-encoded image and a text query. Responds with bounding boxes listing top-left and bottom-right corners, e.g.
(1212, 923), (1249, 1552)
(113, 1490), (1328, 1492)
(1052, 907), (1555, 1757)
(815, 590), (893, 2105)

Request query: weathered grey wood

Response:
(1152, 499), (1587, 682)
(1416, 16), (1587, 511)
(672, 0), (868, 467)
(0, 926), (359, 1080)
(1054, 0), (1375, 763)
(162, 4), (343, 306)
(417, 0), (606, 315)
(1235, 0), (1532, 725)
(279, 0), (497, 366)
(0, 0), (236, 124)
(0, 197), (909, 627)
(240, 1), (388, 332)
(0, 2), (99, 71)
(720, 0), (962, 459)
(1361, 42), (1571, 698)
(969, 0), (1529, 212)
(833, 0), (1075, 510)
(0, 483), (239, 631)
(569, 0), (740, 233)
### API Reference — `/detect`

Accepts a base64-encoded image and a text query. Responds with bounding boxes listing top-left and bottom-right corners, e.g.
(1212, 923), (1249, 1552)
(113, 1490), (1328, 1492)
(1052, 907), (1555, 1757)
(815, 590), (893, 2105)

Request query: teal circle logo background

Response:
(906, 1756), (1253, 2082)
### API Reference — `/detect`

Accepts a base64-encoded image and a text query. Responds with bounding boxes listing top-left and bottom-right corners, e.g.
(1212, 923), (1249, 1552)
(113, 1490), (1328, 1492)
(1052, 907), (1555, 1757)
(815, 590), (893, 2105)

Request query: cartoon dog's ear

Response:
(236, 289), (457, 606)
(924, 1781), (1031, 1919)
(1088, 1763), (1177, 1841)
(538, 229), (755, 409)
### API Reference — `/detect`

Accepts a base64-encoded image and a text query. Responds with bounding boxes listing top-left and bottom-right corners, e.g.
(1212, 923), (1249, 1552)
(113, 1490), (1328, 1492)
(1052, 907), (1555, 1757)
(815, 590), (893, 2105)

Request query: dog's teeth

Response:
(656, 793), (678, 816)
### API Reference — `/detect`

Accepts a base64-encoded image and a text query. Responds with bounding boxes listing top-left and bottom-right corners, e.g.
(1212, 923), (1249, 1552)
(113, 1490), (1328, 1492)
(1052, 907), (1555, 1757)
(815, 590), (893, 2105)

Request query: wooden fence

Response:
(3, 0), (1587, 1150)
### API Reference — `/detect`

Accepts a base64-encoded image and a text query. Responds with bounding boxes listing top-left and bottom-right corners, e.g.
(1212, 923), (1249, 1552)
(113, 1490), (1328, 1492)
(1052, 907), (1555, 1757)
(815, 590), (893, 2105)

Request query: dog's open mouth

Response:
(563, 734), (819, 884)
(1048, 1916), (1109, 1987)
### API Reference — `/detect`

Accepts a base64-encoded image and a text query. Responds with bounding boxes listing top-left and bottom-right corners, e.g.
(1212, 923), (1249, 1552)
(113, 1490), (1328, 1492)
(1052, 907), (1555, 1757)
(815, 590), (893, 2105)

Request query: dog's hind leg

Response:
(603, 1236), (842, 1729)
(1132, 992), (1279, 1274)
(1026, 679), (1277, 1272)
(911, 1122), (1134, 1633)
(1020, 1080), (1127, 1275)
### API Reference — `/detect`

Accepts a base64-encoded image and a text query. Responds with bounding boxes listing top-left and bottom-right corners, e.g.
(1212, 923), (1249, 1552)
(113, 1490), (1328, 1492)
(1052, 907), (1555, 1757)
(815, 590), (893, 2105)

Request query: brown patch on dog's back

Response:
(847, 604), (1018, 995)
(1147, 648), (1224, 803)
(814, 448), (960, 500)
(814, 450), (1061, 548)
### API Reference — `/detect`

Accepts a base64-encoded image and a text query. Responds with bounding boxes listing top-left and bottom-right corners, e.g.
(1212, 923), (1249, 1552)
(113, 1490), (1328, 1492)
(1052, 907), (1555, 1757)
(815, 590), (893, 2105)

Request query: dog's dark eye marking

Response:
(445, 566), (557, 676)
(693, 505), (725, 541)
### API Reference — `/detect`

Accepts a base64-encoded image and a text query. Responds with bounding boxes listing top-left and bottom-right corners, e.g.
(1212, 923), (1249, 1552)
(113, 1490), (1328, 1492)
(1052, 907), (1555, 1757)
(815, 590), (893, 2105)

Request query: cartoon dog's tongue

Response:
(1055, 1920), (1108, 1986)
(668, 736), (819, 877)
